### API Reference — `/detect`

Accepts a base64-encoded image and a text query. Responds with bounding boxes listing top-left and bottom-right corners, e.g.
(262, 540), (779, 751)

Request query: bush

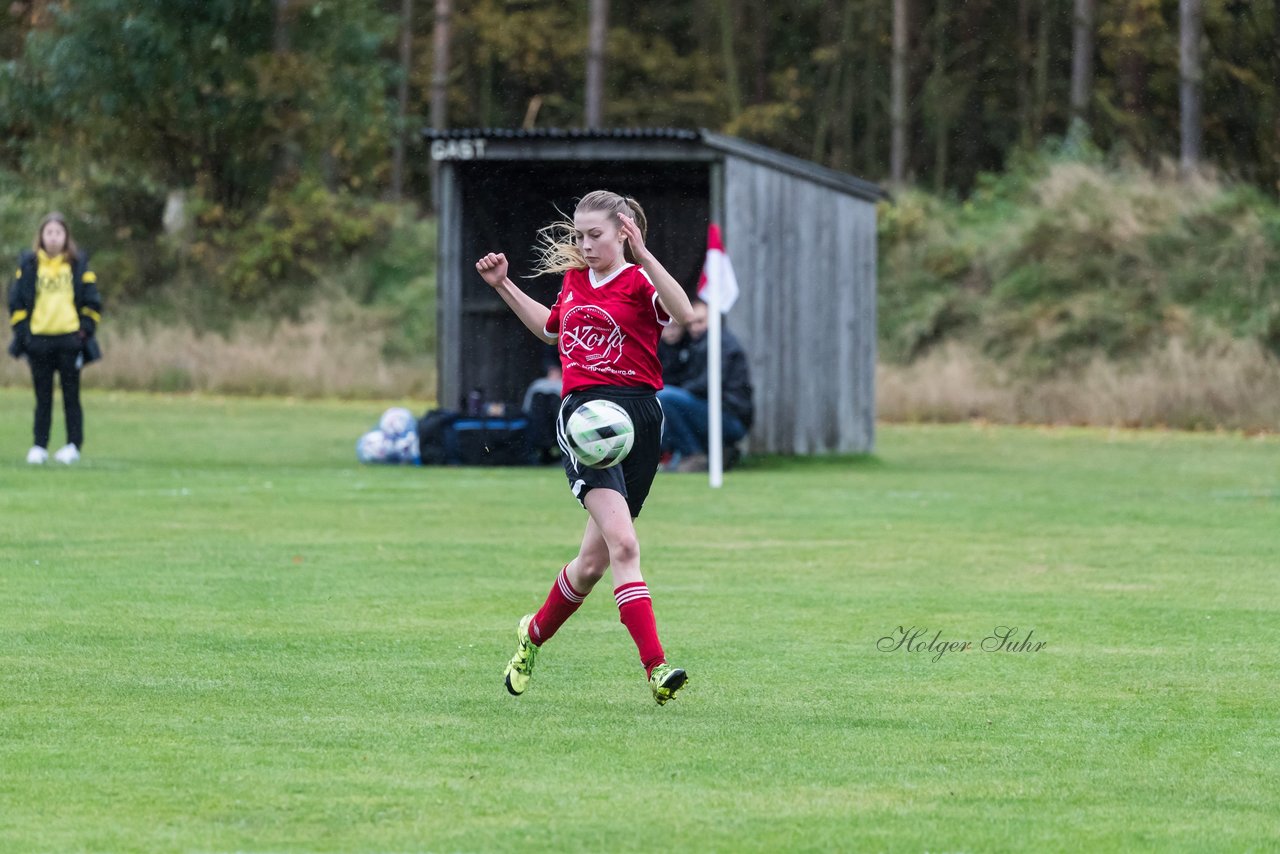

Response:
(0, 167), (174, 302)
(187, 180), (401, 304)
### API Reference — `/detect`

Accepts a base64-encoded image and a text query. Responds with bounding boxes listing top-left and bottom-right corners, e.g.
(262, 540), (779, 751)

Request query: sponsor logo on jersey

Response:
(561, 304), (625, 365)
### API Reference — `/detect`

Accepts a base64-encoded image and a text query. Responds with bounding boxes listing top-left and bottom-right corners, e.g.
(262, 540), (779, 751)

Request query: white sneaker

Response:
(26, 445), (48, 464)
(53, 444), (80, 465)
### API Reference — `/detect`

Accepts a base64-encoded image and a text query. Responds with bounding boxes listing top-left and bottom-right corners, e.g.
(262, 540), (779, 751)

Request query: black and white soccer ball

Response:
(565, 399), (635, 469)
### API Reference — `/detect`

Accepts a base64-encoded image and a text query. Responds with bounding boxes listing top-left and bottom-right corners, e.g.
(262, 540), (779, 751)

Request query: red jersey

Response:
(544, 263), (672, 395)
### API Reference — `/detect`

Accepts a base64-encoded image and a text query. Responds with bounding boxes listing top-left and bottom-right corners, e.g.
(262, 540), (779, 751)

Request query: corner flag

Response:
(697, 223), (739, 312)
(697, 223), (739, 488)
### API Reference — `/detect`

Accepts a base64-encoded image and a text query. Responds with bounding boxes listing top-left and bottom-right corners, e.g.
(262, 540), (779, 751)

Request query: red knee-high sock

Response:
(615, 582), (665, 677)
(529, 565), (587, 646)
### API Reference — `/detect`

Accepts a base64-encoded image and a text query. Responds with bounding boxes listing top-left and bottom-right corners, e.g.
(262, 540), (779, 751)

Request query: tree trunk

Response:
(718, 0), (742, 118)
(1117, 0), (1152, 139)
(1017, 0), (1031, 147)
(430, 0), (451, 131)
(272, 0), (295, 183)
(390, 0), (413, 201)
(479, 49), (494, 127)
(1179, 0), (1203, 174)
(750, 0), (768, 103)
(812, 0), (854, 165)
(429, 0), (451, 212)
(1273, 0), (1280, 192)
(1033, 0), (1051, 141)
(891, 0), (909, 185)
(931, 0), (949, 192)
(585, 0), (608, 128)
(273, 0), (289, 53)
(861, 0), (879, 176)
(1069, 0), (1095, 139)
(833, 0), (859, 171)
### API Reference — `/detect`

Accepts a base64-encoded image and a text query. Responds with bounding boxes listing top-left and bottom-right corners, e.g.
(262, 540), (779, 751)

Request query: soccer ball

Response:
(565, 399), (635, 469)
(379, 406), (416, 439)
(390, 430), (420, 464)
(356, 429), (393, 463)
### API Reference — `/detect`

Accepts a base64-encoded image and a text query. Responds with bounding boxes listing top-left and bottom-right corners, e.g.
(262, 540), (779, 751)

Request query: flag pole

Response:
(708, 270), (724, 489)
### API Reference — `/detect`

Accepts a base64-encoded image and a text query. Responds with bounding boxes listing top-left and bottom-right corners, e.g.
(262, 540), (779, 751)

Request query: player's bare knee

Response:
(608, 534), (639, 565)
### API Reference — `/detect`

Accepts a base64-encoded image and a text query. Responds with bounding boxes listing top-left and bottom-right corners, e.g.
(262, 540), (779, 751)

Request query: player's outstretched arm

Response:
(476, 252), (555, 343)
(617, 212), (695, 325)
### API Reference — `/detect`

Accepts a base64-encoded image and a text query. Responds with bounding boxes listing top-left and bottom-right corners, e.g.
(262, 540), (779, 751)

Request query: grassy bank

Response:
(873, 153), (1280, 429)
(879, 154), (1280, 375)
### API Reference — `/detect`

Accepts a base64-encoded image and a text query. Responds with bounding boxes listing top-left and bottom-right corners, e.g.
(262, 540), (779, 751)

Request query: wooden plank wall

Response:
(724, 156), (877, 455)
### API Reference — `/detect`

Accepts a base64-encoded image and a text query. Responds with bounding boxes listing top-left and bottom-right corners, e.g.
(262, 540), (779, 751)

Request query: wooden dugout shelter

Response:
(425, 127), (884, 455)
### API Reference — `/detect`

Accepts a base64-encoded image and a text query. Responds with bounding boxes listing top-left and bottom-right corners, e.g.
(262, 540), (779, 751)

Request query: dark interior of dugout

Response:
(452, 161), (710, 411)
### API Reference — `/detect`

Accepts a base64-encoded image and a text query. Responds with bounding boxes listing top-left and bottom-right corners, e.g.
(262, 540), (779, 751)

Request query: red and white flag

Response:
(695, 223), (740, 488)
(697, 223), (739, 313)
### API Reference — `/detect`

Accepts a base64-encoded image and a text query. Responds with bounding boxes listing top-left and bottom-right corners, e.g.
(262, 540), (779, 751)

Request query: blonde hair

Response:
(33, 211), (80, 260)
(531, 190), (648, 277)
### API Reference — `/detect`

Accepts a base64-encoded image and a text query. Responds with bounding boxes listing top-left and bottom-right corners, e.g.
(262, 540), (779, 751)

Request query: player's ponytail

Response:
(530, 215), (585, 277)
(620, 196), (647, 265)
(530, 190), (647, 276)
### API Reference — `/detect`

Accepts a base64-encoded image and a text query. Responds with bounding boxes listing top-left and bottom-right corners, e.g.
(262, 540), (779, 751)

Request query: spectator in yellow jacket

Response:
(8, 212), (103, 465)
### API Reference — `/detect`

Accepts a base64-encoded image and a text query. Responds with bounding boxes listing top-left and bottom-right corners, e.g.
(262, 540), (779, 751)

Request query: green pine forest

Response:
(1, 0), (1278, 424)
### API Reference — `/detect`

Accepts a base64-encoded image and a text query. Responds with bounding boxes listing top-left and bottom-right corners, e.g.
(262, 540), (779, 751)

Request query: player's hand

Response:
(476, 252), (509, 287)
(617, 212), (649, 261)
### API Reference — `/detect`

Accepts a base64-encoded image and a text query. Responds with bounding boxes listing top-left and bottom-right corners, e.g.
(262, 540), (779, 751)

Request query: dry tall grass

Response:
(878, 339), (1280, 431)
(5, 326), (1275, 430)
(0, 310), (436, 400)
(4, 299), (1275, 431)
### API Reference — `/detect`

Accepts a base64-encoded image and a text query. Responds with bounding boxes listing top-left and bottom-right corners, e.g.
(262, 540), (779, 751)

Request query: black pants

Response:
(27, 334), (83, 449)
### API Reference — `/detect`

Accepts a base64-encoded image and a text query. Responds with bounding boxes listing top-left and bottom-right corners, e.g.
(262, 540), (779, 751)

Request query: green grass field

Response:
(1, 387), (1277, 852)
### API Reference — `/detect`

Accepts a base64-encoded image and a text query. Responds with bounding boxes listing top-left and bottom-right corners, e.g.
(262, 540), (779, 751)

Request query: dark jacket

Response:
(8, 249), (103, 361)
(663, 326), (754, 430)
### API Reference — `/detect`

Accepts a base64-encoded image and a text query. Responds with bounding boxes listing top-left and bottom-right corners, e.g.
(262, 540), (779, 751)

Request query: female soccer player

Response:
(475, 190), (695, 705)
(8, 212), (103, 464)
